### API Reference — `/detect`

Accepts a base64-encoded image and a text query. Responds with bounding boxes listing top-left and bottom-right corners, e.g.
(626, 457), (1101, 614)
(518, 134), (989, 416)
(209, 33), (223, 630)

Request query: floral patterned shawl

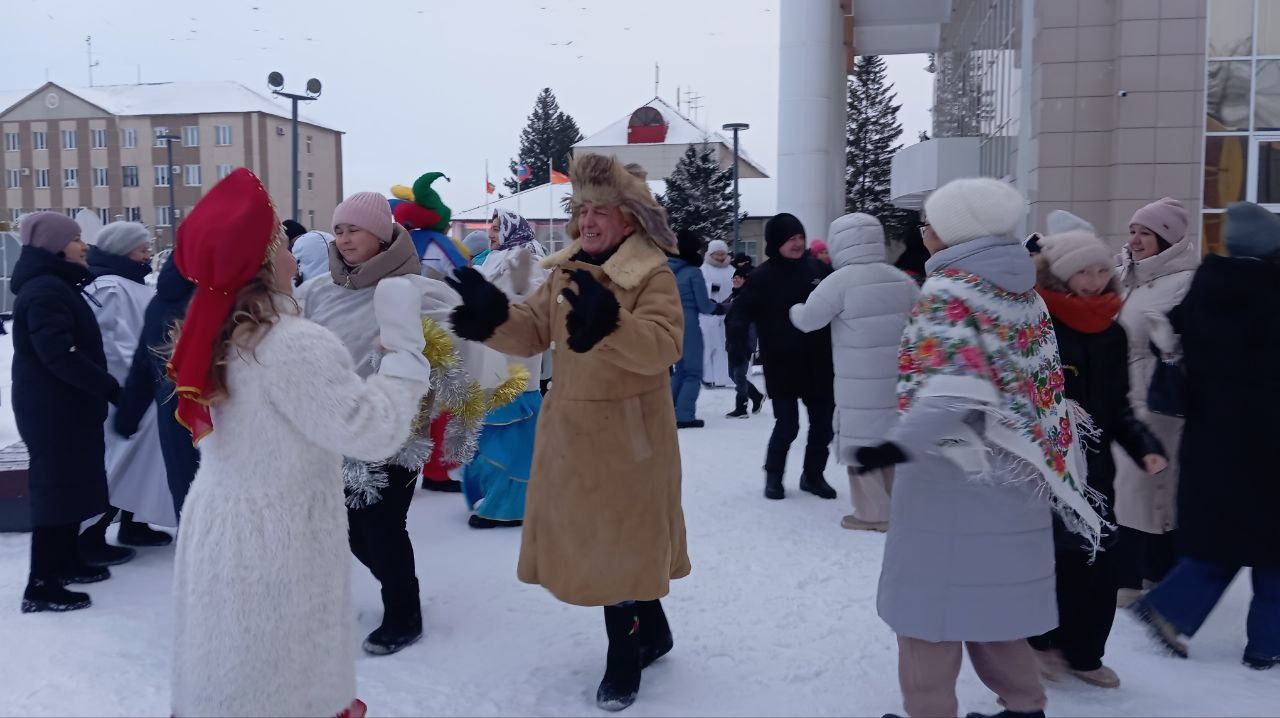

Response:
(898, 267), (1105, 548)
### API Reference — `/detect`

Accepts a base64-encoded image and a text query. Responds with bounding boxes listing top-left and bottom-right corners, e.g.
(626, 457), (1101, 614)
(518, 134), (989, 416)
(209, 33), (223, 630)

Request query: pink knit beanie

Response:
(19, 211), (81, 254)
(333, 192), (394, 244)
(1129, 197), (1187, 246)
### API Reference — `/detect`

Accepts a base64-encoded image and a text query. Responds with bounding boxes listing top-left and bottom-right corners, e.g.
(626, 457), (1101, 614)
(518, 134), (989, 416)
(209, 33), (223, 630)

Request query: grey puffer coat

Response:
(877, 236), (1056, 643)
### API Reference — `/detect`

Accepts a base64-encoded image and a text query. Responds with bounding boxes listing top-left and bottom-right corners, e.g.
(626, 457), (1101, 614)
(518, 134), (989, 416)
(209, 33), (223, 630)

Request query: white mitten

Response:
(508, 246), (534, 297)
(374, 276), (431, 383)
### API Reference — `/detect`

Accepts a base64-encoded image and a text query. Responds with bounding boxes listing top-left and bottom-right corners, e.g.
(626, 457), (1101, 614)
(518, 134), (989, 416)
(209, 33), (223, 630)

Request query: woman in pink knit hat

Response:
(1114, 197), (1200, 608)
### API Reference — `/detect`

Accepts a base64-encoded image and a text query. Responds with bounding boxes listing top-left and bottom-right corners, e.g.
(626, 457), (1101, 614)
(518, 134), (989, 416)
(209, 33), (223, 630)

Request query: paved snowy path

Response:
(0, 385), (1277, 716)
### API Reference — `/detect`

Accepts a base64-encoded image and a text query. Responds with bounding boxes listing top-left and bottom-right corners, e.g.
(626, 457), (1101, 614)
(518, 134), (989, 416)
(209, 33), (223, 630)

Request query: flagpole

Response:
(516, 159), (522, 217)
(547, 155), (554, 248)
(484, 159), (490, 221)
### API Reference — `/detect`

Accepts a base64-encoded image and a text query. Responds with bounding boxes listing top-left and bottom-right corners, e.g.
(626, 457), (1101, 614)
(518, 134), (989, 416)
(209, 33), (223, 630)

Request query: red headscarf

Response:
(168, 168), (279, 443)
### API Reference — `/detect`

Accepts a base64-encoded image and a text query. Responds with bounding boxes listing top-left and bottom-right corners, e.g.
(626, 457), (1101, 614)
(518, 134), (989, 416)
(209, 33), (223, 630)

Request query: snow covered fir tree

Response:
(505, 88), (583, 193)
(845, 55), (915, 245)
(658, 141), (743, 246)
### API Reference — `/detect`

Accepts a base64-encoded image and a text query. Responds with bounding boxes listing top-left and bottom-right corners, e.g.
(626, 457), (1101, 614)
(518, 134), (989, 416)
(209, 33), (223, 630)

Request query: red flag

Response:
(486, 181), (495, 194)
(550, 169), (571, 185)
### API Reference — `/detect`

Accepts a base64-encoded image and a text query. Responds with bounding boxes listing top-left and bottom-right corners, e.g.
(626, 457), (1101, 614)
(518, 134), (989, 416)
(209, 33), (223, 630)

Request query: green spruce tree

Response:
(846, 55), (915, 244)
(506, 88), (584, 193)
(658, 141), (744, 246)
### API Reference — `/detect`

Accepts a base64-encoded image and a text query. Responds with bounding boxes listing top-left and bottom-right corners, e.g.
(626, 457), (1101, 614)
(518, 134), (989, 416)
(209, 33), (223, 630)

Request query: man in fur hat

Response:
(447, 153), (689, 712)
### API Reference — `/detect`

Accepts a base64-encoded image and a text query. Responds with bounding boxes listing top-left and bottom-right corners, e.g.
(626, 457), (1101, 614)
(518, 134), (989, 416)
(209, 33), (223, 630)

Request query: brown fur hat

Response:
(566, 153), (676, 252)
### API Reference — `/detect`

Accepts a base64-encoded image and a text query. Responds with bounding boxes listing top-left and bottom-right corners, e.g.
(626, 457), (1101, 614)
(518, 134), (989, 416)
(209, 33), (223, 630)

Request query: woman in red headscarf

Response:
(166, 170), (432, 718)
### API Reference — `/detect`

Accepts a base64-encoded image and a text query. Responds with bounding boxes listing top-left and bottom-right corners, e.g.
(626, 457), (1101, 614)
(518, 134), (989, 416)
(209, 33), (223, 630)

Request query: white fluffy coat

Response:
(700, 260), (734, 386)
(171, 314), (429, 717)
(789, 214), (920, 462)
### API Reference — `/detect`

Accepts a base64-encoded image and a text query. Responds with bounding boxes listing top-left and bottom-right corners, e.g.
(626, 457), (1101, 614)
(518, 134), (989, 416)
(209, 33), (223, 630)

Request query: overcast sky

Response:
(5, 0), (933, 216)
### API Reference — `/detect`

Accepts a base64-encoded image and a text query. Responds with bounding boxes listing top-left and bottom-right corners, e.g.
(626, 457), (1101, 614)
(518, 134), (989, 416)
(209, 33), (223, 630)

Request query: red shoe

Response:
(338, 698), (367, 718)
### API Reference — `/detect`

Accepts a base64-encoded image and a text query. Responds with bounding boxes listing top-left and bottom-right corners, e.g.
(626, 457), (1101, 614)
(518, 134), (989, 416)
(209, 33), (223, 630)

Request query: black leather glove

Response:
(854, 442), (907, 475)
(712, 302), (728, 316)
(561, 269), (620, 353)
(446, 267), (510, 342)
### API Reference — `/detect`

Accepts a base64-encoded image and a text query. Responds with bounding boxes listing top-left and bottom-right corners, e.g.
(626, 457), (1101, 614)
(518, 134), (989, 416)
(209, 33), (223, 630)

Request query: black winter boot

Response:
(60, 563), (110, 585)
(751, 390), (764, 414)
(764, 472), (785, 500)
(77, 533), (136, 568)
(363, 579), (424, 656)
(637, 599), (673, 669)
(468, 514), (522, 529)
(22, 578), (91, 613)
(117, 514), (173, 547)
(726, 401), (749, 419)
(1244, 653), (1278, 670)
(597, 605), (642, 711)
(800, 473), (838, 499)
(965, 711), (1046, 718)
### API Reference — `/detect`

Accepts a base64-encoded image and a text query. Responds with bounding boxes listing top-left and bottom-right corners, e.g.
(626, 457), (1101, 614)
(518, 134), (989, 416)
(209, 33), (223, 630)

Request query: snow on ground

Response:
(0, 384), (1277, 716)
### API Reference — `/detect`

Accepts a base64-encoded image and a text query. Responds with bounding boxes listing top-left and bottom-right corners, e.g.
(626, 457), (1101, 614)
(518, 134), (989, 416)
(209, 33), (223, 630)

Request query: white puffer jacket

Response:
(789, 213), (920, 462)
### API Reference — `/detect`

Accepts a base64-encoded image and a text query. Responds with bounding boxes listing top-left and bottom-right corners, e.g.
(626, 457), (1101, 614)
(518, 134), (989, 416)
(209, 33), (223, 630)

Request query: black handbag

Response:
(1147, 341), (1186, 418)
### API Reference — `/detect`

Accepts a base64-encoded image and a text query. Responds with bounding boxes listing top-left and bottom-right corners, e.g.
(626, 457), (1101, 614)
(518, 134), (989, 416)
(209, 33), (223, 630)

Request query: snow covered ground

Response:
(0, 372), (1277, 716)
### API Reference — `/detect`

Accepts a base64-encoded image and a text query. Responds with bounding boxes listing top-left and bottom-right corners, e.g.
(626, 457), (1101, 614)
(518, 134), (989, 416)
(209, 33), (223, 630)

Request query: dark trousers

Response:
(29, 522), (79, 582)
(1030, 548), (1117, 670)
(1140, 558), (1280, 661)
(1115, 526), (1178, 589)
(765, 387), (835, 477)
(348, 464), (419, 603)
(729, 358), (763, 411)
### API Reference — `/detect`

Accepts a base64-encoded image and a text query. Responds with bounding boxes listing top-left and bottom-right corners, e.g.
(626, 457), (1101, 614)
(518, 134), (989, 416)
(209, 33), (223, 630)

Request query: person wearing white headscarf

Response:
(291, 230), (333, 284)
(700, 239), (734, 387)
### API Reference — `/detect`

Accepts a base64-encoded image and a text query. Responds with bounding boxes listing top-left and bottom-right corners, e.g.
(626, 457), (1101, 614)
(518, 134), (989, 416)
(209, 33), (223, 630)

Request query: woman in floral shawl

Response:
(851, 178), (1102, 718)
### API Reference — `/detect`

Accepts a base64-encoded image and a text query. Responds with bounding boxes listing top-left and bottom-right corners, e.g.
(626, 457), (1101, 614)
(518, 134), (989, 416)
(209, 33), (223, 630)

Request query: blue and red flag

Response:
(515, 164), (532, 182)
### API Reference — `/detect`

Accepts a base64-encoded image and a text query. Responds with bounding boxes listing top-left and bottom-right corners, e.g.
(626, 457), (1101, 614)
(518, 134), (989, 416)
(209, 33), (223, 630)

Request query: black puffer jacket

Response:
(1171, 255), (1280, 567)
(725, 253), (832, 397)
(10, 246), (118, 526)
(1048, 301), (1164, 553)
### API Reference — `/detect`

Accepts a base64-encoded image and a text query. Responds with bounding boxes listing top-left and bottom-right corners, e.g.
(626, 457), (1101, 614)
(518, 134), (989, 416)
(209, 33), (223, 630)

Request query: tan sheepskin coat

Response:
(485, 231), (691, 606)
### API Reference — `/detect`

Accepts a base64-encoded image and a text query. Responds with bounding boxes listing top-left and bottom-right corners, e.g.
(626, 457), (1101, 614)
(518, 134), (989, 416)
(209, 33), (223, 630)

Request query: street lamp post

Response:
(159, 133), (180, 247)
(722, 122), (749, 251)
(267, 72), (322, 223)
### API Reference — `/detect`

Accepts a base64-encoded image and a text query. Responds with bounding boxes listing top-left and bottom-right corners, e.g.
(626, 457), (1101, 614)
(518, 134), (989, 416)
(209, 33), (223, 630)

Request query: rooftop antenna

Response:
(654, 62), (660, 97)
(684, 89), (704, 124)
(86, 36), (99, 87)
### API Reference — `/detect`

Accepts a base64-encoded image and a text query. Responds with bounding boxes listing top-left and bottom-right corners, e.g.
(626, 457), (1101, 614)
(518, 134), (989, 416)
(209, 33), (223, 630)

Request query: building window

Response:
(91, 128), (108, 149)
(121, 128), (137, 149)
(61, 130), (76, 150)
(217, 164), (233, 180)
(4, 132), (17, 151)
(308, 209), (316, 227)
(185, 164), (202, 187)
(9, 208), (21, 223)
(156, 205), (172, 227)
(216, 125), (233, 146)
(34, 168), (49, 188)
(154, 127), (169, 147)
(97, 208), (111, 224)
(155, 165), (170, 187)
(125, 207), (141, 222)
(63, 168), (78, 188)
(64, 208), (79, 218)
(306, 135), (313, 154)
(122, 165), (139, 187)
(306, 172), (314, 191)
(33, 131), (47, 150)
(183, 126), (200, 147)
(93, 167), (109, 187)
(6, 169), (20, 188)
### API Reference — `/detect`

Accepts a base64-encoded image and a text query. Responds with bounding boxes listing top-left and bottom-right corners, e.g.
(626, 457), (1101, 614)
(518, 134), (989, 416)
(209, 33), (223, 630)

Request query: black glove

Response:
(712, 302), (728, 316)
(446, 267), (510, 342)
(561, 269), (620, 353)
(854, 442), (907, 475)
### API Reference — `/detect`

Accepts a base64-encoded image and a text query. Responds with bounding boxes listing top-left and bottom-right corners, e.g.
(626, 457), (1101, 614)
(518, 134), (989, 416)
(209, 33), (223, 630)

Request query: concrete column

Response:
(778, 0), (846, 242)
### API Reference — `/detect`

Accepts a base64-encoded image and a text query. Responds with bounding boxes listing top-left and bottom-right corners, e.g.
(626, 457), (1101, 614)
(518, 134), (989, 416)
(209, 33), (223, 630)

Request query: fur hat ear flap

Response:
(623, 198), (676, 252)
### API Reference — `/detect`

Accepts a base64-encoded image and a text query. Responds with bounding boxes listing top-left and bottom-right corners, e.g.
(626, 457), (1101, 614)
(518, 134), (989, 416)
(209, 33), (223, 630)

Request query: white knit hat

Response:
(1040, 230), (1115, 281)
(95, 221), (151, 256)
(924, 177), (1026, 246)
(706, 239), (729, 255)
(1046, 209), (1096, 236)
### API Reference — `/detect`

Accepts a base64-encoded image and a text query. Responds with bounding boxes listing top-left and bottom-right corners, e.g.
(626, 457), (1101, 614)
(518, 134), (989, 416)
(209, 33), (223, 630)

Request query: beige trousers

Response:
(847, 465), (894, 523)
(896, 635), (1047, 718)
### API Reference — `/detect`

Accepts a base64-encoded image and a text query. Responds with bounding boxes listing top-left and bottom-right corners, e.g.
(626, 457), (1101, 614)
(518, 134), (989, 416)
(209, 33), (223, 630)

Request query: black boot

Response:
(726, 402), (749, 419)
(676, 419), (705, 429)
(77, 532), (136, 568)
(751, 390), (764, 414)
(800, 473), (838, 499)
(637, 599), (673, 669)
(117, 515), (173, 547)
(421, 479), (463, 493)
(764, 472), (785, 500)
(363, 579), (423, 656)
(965, 712), (1045, 718)
(22, 578), (91, 613)
(597, 605), (642, 711)
(1244, 653), (1278, 670)
(60, 563), (110, 585)
(468, 514), (523, 529)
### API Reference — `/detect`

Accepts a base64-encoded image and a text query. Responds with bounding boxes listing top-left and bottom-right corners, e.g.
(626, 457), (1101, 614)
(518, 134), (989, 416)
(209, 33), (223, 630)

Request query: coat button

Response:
(550, 341), (557, 350)
(556, 294), (564, 304)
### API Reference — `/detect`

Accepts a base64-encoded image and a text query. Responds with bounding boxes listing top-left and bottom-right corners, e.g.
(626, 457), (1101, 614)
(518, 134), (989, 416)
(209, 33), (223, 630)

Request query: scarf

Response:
(899, 268), (1105, 550)
(494, 209), (539, 252)
(328, 224), (421, 289)
(88, 245), (152, 284)
(1037, 288), (1122, 334)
